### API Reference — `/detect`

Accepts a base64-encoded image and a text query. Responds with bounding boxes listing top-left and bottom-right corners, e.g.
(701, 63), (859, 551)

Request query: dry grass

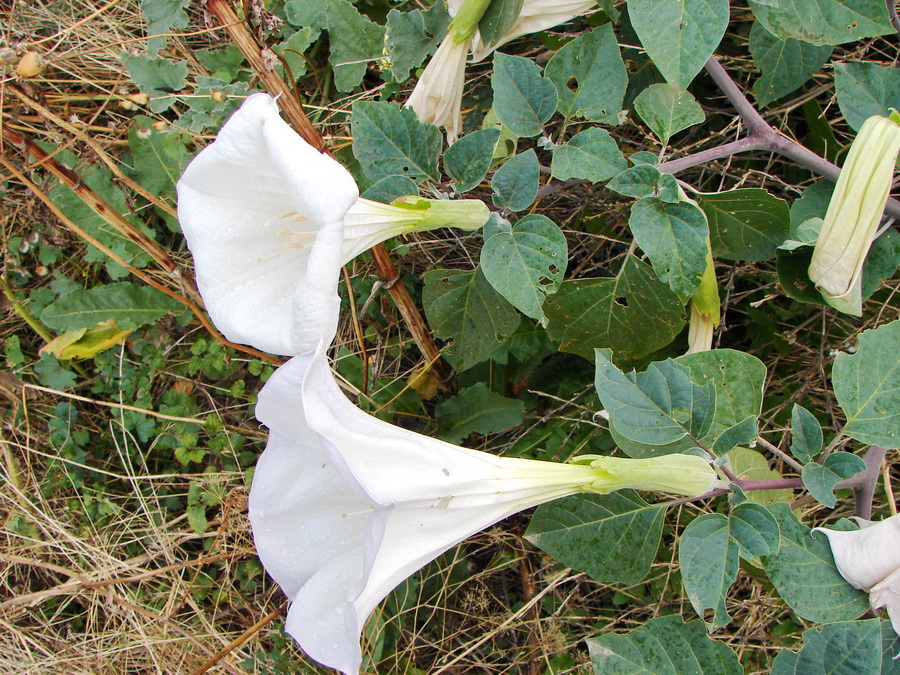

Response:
(1, 1), (897, 674)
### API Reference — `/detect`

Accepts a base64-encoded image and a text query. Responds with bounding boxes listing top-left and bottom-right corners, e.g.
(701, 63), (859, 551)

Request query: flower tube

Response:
(249, 339), (721, 675)
(808, 114), (900, 315)
(814, 514), (900, 637)
(686, 247), (720, 354)
(177, 94), (488, 354)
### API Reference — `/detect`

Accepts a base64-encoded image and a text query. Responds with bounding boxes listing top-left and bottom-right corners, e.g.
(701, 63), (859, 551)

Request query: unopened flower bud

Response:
(15, 51), (45, 78)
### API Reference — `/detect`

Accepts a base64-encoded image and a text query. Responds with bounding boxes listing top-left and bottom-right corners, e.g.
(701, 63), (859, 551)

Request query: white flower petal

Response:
(813, 513), (900, 591)
(405, 35), (468, 143)
(177, 93), (358, 354)
(871, 568), (900, 638)
(248, 340), (600, 674)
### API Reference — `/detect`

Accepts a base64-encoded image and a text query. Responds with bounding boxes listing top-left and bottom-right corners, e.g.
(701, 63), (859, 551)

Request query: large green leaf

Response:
(435, 383), (524, 443)
(285, 0), (385, 92)
(761, 504), (869, 622)
(481, 215), (567, 324)
(612, 350), (767, 459)
(629, 197), (709, 301)
(351, 101), (442, 183)
(544, 24), (627, 124)
(526, 491), (664, 584)
(587, 615), (742, 675)
(771, 619), (882, 675)
(680, 504), (778, 628)
(749, 21), (832, 107)
(422, 267), (519, 372)
(697, 188), (791, 261)
(550, 128), (627, 183)
(628, 0), (729, 90)
(545, 256), (685, 361)
(634, 83), (706, 144)
(594, 353), (715, 446)
(491, 52), (558, 138)
(748, 0), (893, 46)
(834, 62), (900, 132)
(41, 282), (183, 332)
(832, 321), (900, 448)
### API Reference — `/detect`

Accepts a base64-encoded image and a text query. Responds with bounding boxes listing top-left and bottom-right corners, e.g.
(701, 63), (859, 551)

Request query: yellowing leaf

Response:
(41, 320), (131, 360)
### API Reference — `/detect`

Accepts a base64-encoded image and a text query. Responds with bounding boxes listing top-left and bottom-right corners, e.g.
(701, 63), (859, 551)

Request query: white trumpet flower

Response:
(814, 514), (900, 637)
(177, 93), (488, 354)
(808, 114), (900, 315)
(249, 339), (721, 675)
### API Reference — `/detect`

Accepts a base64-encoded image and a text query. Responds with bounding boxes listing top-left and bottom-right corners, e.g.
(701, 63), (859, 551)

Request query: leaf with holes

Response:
(545, 256), (685, 361)
(544, 24), (627, 124)
(423, 267), (519, 372)
(748, 0), (892, 46)
(481, 215), (567, 324)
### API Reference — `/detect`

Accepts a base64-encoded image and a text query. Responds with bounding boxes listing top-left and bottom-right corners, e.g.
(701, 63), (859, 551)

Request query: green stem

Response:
(0, 276), (53, 343)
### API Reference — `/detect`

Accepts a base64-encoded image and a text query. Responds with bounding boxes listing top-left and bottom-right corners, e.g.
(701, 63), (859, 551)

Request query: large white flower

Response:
(814, 514), (900, 637)
(249, 339), (721, 674)
(177, 93), (488, 355)
(808, 114), (900, 315)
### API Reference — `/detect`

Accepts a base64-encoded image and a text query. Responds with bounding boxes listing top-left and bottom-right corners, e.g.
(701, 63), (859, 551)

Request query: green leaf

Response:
(550, 128), (627, 183)
(790, 404), (823, 463)
(285, 0), (385, 92)
(491, 52), (558, 138)
(34, 353), (78, 390)
(725, 447), (793, 505)
(680, 513), (734, 627)
(526, 491), (664, 585)
(544, 24), (627, 124)
(435, 383), (525, 443)
(587, 615), (742, 675)
(123, 54), (188, 113)
(127, 117), (188, 213)
(491, 149), (540, 212)
(834, 62), (900, 132)
(711, 415), (758, 455)
(697, 188), (791, 261)
(594, 353), (715, 446)
(607, 165), (664, 199)
(385, 3), (450, 81)
(360, 175), (419, 204)
(749, 21), (832, 107)
(628, 0), (729, 90)
(761, 503), (869, 622)
(545, 255), (685, 361)
(634, 83), (706, 144)
(748, 0), (893, 46)
(351, 101), (442, 183)
(730, 502), (780, 560)
(680, 505), (779, 628)
(478, 0), (524, 49)
(802, 452), (867, 508)
(444, 128), (501, 192)
(481, 214), (567, 324)
(141, 0), (191, 57)
(422, 268), (519, 372)
(41, 282), (183, 332)
(771, 619), (882, 675)
(832, 321), (900, 448)
(881, 621), (900, 672)
(629, 197), (709, 301)
(862, 228), (900, 300)
(273, 28), (316, 81)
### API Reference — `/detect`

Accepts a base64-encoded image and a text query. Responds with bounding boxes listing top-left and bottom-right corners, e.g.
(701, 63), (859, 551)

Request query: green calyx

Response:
(391, 196), (490, 233)
(448, 0), (493, 43)
(573, 453), (722, 498)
